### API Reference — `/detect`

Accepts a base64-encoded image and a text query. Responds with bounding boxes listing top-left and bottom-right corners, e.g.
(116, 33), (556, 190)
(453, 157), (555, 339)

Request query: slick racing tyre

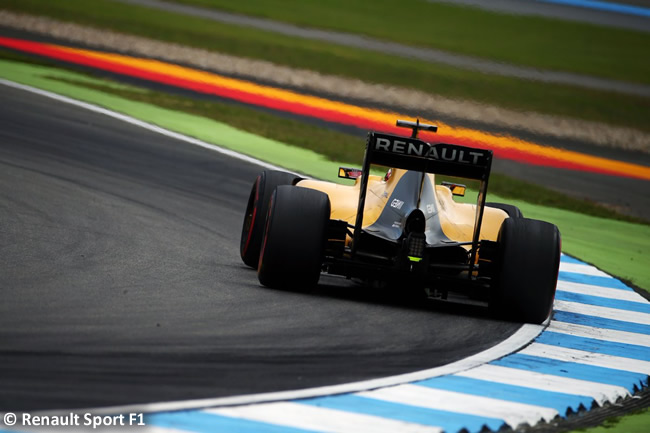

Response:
(240, 170), (301, 268)
(486, 202), (523, 218)
(491, 217), (561, 324)
(258, 186), (330, 290)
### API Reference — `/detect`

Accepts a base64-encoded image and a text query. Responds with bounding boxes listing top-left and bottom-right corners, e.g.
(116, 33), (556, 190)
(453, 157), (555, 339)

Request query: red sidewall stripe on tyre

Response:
(2, 80), (647, 433)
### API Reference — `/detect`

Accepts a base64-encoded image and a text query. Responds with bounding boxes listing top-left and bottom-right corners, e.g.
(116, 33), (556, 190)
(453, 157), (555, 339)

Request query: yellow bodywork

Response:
(297, 169), (507, 247)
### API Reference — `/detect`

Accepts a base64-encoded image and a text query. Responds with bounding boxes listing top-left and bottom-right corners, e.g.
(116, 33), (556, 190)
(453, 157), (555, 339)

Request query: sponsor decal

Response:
(390, 199), (404, 210)
(338, 167), (363, 179)
(374, 136), (487, 165)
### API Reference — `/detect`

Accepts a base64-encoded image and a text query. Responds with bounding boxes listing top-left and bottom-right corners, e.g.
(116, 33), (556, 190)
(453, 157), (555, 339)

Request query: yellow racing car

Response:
(240, 120), (561, 324)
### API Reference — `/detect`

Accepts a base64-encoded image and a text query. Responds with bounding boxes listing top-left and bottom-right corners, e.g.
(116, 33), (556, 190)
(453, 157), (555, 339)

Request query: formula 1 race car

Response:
(240, 120), (561, 324)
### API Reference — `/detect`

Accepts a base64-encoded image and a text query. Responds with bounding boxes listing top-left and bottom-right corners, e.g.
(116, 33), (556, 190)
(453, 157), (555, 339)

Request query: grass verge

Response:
(173, 0), (650, 84)
(2, 48), (646, 226)
(68, 82), (650, 225)
(2, 0), (650, 132)
(0, 57), (648, 291)
(567, 408), (650, 433)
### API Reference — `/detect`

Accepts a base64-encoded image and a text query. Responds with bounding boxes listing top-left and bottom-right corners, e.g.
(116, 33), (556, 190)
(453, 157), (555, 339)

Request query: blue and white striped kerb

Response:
(4, 254), (649, 433)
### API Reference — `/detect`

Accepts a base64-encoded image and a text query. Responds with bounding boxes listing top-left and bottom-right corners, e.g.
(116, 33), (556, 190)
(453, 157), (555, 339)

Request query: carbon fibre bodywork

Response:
(243, 120), (561, 321)
(294, 122), (509, 299)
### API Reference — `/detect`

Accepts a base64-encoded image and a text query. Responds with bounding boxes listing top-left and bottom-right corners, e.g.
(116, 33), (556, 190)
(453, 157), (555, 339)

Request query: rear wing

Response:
(352, 120), (493, 271)
(367, 132), (492, 180)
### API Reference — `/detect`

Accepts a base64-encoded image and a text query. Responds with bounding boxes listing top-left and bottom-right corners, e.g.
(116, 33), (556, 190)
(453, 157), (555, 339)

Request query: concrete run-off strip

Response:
(1, 10), (649, 154)
(112, 0), (650, 98)
(428, 0), (650, 32)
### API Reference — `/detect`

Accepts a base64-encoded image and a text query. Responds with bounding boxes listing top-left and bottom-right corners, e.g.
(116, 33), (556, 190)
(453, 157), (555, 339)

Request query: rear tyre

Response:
(258, 186), (330, 290)
(491, 217), (561, 324)
(486, 202), (523, 218)
(240, 170), (301, 268)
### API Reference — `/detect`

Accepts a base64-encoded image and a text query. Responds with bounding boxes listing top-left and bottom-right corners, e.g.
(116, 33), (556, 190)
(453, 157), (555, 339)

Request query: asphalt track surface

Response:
(112, 0), (650, 97)
(429, 0), (650, 32)
(3, 25), (648, 220)
(0, 83), (521, 412)
(66, 63), (650, 220)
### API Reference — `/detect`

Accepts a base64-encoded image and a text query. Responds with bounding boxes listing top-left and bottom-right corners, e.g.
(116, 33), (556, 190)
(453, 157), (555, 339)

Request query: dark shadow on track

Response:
(0, 83), (520, 412)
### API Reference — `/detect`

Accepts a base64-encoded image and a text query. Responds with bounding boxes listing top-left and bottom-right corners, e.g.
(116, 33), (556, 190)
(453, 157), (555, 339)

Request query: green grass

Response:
(1, 57), (648, 291)
(2, 49), (647, 228)
(68, 77), (650, 225)
(2, 6), (649, 431)
(76, 85), (650, 224)
(3, 0), (650, 133)
(173, 0), (650, 85)
(567, 407), (650, 433)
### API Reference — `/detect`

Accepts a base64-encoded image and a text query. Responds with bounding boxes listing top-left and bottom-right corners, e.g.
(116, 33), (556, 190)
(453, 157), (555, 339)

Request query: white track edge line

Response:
(62, 323), (545, 415)
(0, 78), (304, 178)
(1, 79), (548, 416)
